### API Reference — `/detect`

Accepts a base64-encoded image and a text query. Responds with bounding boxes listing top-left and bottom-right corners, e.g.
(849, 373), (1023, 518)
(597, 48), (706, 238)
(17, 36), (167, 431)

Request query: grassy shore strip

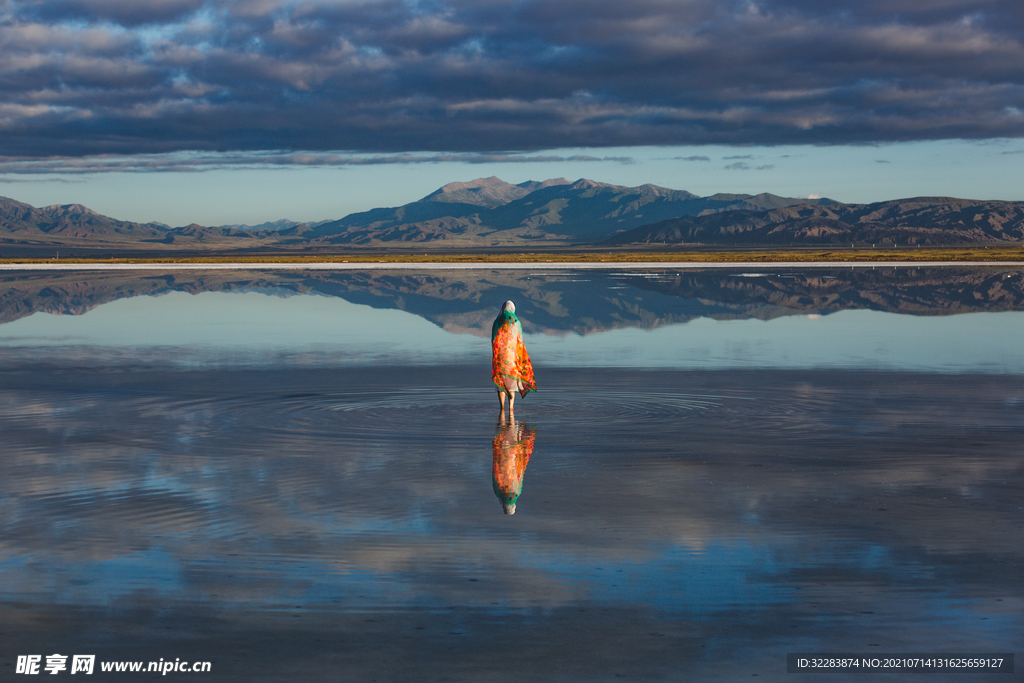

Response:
(3, 246), (1024, 265)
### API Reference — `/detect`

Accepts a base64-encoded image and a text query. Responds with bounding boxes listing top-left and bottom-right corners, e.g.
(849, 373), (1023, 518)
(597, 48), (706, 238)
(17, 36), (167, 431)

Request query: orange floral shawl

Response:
(491, 310), (536, 398)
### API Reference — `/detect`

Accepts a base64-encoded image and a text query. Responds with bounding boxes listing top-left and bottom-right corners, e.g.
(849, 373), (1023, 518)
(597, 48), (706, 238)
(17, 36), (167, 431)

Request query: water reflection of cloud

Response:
(1, 368), (1021, 622)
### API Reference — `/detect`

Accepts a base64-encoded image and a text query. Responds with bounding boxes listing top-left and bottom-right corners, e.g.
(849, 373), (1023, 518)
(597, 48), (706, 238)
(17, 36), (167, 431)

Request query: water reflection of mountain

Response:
(2, 267), (1023, 334)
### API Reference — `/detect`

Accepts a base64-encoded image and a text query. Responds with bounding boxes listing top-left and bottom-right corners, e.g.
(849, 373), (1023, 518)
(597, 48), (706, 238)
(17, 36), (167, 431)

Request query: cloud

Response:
(0, 151), (635, 174)
(16, 0), (207, 26)
(724, 161), (776, 171)
(0, 176), (83, 183)
(0, 0), (1022, 165)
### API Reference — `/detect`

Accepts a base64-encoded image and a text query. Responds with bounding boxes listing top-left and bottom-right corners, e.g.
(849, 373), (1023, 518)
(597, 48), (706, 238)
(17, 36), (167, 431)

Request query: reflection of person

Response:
(492, 418), (536, 515)
(491, 300), (536, 418)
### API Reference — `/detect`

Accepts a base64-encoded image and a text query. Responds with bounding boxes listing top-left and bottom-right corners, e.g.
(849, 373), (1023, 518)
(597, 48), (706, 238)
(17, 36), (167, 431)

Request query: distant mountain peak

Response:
(436, 176), (508, 192)
(423, 176), (572, 208)
(562, 178), (697, 199)
(44, 203), (102, 217)
(569, 178), (605, 190)
(423, 177), (526, 208)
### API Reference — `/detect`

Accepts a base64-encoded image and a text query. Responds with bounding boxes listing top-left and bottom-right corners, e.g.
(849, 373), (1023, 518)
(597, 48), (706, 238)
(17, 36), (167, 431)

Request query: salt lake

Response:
(0, 266), (1020, 681)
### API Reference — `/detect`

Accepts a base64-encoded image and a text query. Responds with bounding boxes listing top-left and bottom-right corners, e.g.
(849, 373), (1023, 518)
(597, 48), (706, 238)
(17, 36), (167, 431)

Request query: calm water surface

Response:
(0, 267), (1021, 681)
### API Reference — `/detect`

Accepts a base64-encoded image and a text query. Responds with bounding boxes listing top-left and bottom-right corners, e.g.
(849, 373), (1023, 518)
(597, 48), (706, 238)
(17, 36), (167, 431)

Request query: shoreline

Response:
(1, 260), (1024, 271)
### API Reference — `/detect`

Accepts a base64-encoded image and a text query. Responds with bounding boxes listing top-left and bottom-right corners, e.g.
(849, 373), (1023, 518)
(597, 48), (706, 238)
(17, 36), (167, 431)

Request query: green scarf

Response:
(491, 309), (520, 341)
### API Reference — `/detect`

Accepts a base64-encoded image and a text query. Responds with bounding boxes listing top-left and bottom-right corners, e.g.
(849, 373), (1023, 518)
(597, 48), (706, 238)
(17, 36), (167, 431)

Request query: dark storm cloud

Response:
(0, 0), (1022, 163)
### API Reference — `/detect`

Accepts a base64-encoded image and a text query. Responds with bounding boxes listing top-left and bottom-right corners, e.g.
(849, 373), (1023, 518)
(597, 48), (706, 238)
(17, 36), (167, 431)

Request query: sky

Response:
(1, 0), (1023, 227)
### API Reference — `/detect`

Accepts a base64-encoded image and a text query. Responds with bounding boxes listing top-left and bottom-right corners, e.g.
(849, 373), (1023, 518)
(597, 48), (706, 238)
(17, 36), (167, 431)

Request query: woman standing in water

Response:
(491, 300), (536, 418)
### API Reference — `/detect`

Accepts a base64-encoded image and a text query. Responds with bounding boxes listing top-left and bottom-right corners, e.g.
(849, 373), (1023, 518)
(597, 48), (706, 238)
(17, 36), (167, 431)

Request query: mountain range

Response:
(605, 197), (1024, 247)
(2, 177), (1023, 254)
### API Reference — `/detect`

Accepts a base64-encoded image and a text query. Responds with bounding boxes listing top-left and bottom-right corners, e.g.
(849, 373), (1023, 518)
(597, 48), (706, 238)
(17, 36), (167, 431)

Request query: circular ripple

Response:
(150, 384), (849, 449)
(533, 389), (727, 423)
(150, 387), (737, 442)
